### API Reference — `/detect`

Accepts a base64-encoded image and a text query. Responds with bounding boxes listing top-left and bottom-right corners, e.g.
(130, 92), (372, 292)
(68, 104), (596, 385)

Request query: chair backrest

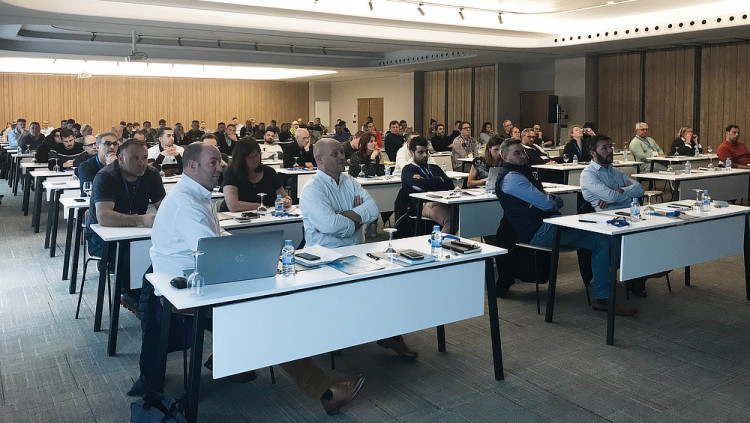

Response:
(577, 191), (595, 214)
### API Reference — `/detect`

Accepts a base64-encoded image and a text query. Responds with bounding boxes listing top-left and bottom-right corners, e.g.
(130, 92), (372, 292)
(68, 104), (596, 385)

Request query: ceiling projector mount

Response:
(126, 30), (148, 62)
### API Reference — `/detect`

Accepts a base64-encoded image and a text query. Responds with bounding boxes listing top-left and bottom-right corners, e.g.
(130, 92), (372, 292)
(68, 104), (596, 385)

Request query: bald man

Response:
(299, 138), (419, 358)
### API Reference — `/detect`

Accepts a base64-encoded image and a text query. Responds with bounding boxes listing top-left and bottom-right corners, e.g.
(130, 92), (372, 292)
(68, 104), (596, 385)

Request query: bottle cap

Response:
(277, 194), (282, 198)
(284, 240), (292, 245)
(433, 225), (440, 231)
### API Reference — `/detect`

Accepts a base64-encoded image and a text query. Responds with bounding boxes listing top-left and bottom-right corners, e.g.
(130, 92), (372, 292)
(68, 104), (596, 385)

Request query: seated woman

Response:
(467, 135), (503, 188)
(562, 125), (591, 163)
(348, 132), (386, 177)
(221, 138), (293, 212)
(670, 126), (702, 156)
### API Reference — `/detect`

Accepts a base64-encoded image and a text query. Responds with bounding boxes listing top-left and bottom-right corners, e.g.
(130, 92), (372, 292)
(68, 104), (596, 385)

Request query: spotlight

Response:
(368, 0), (373, 11)
(459, 7), (464, 20)
(498, 12), (503, 24)
(417, 3), (424, 16)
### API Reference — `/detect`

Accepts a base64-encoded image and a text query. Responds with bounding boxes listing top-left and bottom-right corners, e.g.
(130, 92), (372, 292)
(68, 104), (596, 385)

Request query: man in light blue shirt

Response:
(7, 118), (26, 148)
(581, 134), (649, 298)
(581, 134), (645, 211)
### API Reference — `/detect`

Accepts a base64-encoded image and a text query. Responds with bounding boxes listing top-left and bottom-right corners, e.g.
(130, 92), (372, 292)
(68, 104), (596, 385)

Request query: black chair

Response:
(393, 188), (438, 238)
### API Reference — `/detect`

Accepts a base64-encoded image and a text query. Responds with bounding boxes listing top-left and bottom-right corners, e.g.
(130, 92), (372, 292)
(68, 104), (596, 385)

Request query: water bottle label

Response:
(282, 255), (294, 266)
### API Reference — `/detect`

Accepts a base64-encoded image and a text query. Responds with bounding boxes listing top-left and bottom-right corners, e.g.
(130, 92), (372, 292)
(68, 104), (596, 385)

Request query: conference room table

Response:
(42, 178), (81, 256)
(59, 196), (90, 292)
(645, 153), (718, 172)
(9, 151), (34, 192)
(631, 168), (750, 201)
(147, 235), (507, 423)
(19, 162), (47, 211)
(532, 160), (644, 185)
(89, 210), (305, 357)
(543, 201), (750, 346)
(29, 168), (74, 232)
(410, 182), (581, 238)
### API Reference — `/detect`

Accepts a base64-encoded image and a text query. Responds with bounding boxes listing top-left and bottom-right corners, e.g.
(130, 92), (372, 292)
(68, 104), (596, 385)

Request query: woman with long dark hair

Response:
(467, 134), (503, 188)
(348, 132), (386, 177)
(221, 138), (292, 212)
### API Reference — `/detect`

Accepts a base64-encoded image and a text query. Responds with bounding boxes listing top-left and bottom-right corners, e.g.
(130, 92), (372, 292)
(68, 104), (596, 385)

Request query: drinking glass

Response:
(293, 156), (300, 170)
(692, 189), (703, 211)
(452, 177), (463, 196)
(667, 163), (674, 173)
(562, 153), (570, 163)
(158, 164), (166, 178)
(187, 251), (205, 296)
(82, 181), (92, 197)
(642, 192), (655, 218)
(707, 145), (714, 169)
(257, 193), (268, 216)
(53, 163), (60, 173)
(383, 228), (398, 261)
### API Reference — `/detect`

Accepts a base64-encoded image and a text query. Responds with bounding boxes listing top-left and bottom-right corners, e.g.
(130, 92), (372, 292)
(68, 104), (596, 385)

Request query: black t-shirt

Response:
(49, 142), (85, 169)
(220, 166), (281, 210)
(86, 161), (166, 237)
(282, 142), (316, 168)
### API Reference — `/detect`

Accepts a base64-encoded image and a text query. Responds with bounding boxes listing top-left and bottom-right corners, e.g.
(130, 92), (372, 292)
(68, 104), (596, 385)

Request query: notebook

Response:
(196, 230), (283, 285)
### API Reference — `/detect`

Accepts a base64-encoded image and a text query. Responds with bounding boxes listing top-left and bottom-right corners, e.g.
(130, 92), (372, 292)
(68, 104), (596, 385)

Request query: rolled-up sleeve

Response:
(351, 181), (379, 224)
(300, 181), (356, 238)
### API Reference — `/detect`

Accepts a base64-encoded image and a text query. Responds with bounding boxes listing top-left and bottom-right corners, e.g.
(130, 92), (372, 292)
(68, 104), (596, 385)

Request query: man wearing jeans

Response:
(496, 138), (635, 316)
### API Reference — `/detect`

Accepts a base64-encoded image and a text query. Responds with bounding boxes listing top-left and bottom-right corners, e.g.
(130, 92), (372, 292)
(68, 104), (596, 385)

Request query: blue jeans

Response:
(529, 223), (613, 299)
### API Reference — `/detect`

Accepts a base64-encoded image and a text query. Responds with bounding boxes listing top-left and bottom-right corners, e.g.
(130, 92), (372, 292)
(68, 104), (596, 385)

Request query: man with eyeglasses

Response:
(78, 132), (119, 196)
(521, 128), (558, 165)
(147, 127), (184, 176)
(450, 121), (476, 169)
(72, 134), (98, 168)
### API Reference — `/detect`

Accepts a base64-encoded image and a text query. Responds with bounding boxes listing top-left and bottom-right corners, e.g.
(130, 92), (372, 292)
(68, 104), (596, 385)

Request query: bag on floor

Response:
(130, 391), (188, 423)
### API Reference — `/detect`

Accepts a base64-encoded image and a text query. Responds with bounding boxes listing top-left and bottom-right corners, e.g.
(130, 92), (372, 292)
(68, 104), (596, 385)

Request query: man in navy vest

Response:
(495, 138), (635, 316)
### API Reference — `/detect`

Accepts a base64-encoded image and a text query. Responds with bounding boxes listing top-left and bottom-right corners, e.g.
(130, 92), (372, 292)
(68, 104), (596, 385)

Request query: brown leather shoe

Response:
(321, 374), (365, 416)
(376, 336), (419, 358)
(592, 299), (635, 316)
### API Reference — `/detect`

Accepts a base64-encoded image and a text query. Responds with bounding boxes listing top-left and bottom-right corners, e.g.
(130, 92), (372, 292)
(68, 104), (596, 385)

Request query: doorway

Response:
(357, 98), (384, 133)
(520, 90), (554, 139)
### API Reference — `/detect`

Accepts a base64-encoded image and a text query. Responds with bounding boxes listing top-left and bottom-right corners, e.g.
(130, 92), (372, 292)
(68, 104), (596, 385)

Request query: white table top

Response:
(59, 196), (90, 209)
(631, 168), (750, 181)
(20, 162), (47, 170)
(90, 208), (303, 242)
(30, 169), (74, 178)
(43, 179), (79, 190)
(276, 167), (317, 175)
(147, 235), (506, 310)
(532, 161), (643, 171)
(457, 157), (475, 163)
(410, 182), (580, 204)
(646, 154), (718, 162)
(544, 201), (750, 236)
(11, 152), (35, 158)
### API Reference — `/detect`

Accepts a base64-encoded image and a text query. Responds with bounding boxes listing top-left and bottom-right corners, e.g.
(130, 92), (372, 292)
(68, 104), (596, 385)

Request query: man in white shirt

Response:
(260, 129), (283, 160)
(7, 118), (25, 148)
(147, 127), (184, 175)
(300, 138), (419, 358)
(134, 142), (364, 415)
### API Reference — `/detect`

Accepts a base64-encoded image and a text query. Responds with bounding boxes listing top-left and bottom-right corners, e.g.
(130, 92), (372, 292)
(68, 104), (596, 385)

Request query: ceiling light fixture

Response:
(498, 12), (503, 24)
(417, 3), (424, 16)
(458, 7), (464, 20)
(369, 0), (373, 11)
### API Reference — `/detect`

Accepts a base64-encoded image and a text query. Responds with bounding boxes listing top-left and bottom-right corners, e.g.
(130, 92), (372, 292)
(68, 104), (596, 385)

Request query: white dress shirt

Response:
(300, 170), (378, 248)
(148, 144), (185, 165)
(150, 175), (220, 278)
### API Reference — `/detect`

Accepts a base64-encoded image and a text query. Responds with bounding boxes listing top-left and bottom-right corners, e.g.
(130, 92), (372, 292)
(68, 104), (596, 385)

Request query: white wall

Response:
(329, 73), (414, 130)
(554, 56), (598, 127)
(520, 62), (555, 92)
(308, 81), (331, 127)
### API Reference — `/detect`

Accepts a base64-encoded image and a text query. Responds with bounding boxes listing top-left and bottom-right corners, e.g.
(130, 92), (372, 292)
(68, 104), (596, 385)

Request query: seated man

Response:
(78, 132), (119, 196)
(401, 136), (456, 233)
(260, 129), (283, 160)
(132, 142), (364, 416)
(300, 138), (418, 357)
(49, 128), (84, 170)
(629, 122), (665, 163)
(283, 128), (316, 169)
(147, 127), (184, 175)
(18, 121), (45, 152)
(580, 134), (648, 297)
(496, 138), (635, 316)
(521, 129), (557, 165)
(72, 134), (98, 169)
(450, 121), (476, 170)
(717, 125), (748, 168)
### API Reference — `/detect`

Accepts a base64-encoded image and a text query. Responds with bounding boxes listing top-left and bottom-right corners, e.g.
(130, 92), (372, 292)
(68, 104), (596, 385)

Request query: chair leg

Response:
(75, 258), (91, 319)
(583, 281), (591, 306)
(183, 349), (188, 391)
(666, 274), (672, 292)
(269, 366), (276, 384)
(107, 272), (112, 313)
(532, 252), (541, 315)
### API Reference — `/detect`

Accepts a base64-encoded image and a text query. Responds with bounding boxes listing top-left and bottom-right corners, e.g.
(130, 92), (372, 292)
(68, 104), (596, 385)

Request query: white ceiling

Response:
(0, 0), (748, 80)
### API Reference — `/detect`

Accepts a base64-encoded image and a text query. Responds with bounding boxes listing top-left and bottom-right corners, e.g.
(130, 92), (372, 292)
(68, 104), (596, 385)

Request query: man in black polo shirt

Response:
(184, 119), (204, 145)
(86, 139), (166, 258)
(283, 128), (316, 169)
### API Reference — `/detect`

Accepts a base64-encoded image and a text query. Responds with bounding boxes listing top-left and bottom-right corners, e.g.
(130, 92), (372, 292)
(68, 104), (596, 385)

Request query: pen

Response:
(366, 253), (380, 261)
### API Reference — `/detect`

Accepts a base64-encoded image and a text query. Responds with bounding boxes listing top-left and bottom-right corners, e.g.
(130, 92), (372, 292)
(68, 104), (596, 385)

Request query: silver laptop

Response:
(488, 167), (501, 184)
(195, 230), (284, 285)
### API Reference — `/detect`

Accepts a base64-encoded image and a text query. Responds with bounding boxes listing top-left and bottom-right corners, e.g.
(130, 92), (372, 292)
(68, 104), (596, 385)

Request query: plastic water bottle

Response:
(430, 226), (443, 259)
(485, 177), (494, 195)
(701, 190), (711, 213)
(274, 194), (284, 216)
(441, 162), (447, 172)
(281, 240), (295, 277)
(622, 150), (628, 161)
(726, 157), (732, 171)
(384, 164), (391, 180)
(694, 147), (699, 157)
(629, 198), (640, 223)
(572, 154), (579, 164)
(274, 151), (279, 161)
(684, 160), (691, 174)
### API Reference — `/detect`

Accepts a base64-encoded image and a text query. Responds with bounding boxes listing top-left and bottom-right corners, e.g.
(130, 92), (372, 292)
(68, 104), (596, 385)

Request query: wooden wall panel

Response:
(701, 43), (750, 148)
(0, 73), (308, 133)
(422, 70), (446, 135)
(644, 48), (695, 153)
(473, 66), (496, 133)
(597, 53), (641, 150)
(446, 68), (472, 129)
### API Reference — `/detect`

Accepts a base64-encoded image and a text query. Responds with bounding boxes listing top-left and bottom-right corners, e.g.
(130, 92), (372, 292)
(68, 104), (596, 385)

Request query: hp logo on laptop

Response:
(234, 254), (246, 263)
